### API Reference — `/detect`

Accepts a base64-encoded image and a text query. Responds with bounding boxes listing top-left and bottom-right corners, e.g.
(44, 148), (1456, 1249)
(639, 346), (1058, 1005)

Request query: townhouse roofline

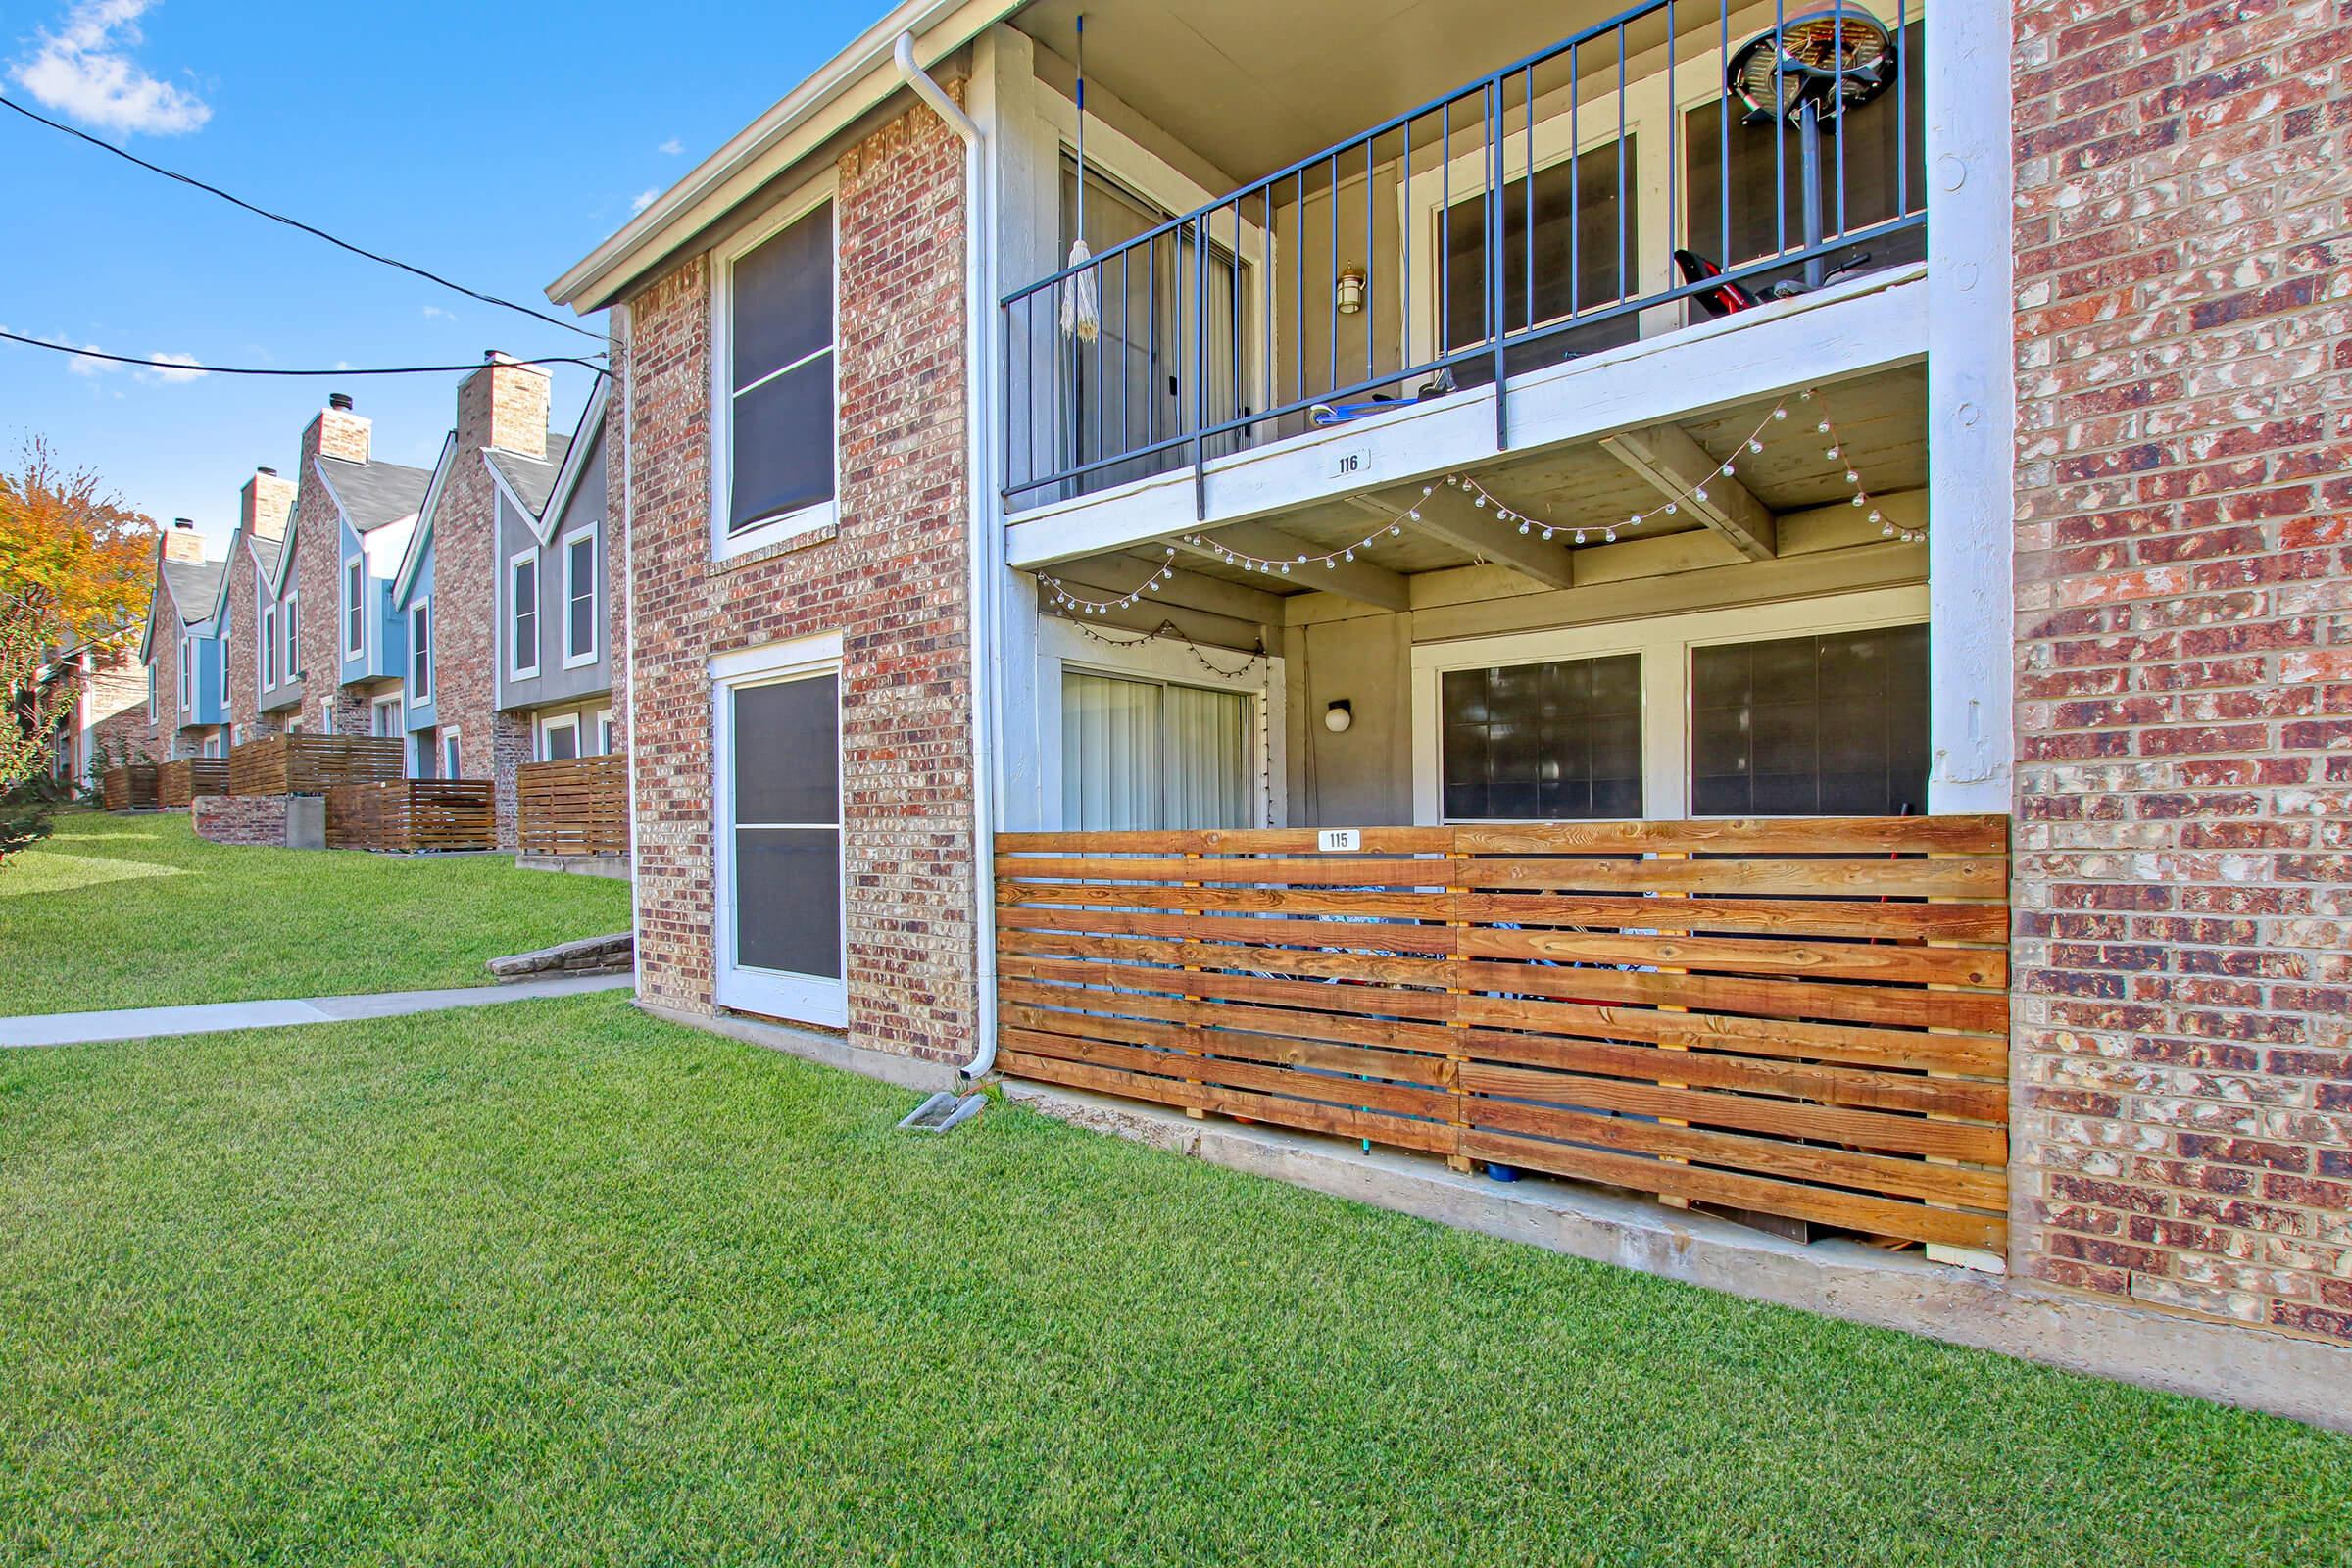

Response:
(544, 0), (1012, 314)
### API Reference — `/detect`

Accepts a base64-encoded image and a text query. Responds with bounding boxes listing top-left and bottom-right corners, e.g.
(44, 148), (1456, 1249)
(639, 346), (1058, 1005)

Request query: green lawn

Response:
(0, 808), (629, 1014)
(2, 993), (2343, 1566)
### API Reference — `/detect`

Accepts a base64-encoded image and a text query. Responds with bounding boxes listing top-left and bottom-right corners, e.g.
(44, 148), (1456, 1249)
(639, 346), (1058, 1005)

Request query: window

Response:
(1690, 625), (1929, 816)
(218, 632), (229, 707)
(372, 696), (401, 738)
(146, 662), (158, 721)
(718, 196), (836, 544)
(1444, 138), (1640, 363)
(413, 731), (437, 779)
(344, 556), (366, 659)
(441, 728), (462, 781)
(262, 607), (277, 688)
(177, 636), (191, 712)
(282, 593), (300, 682)
(320, 708), (335, 737)
(595, 708), (615, 756)
(1060, 670), (1252, 832)
(509, 550), (539, 679)
(1440, 654), (1642, 821)
(562, 528), (597, 666)
(541, 714), (580, 761)
(409, 601), (432, 703)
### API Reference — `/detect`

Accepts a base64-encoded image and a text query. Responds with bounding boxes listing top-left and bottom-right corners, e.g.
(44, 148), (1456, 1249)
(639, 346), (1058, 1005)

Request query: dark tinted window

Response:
(735, 829), (842, 979)
(1445, 137), (1639, 352)
(733, 675), (838, 826)
(1690, 624), (1928, 816)
(1442, 654), (1642, 820)
(728, 201), (836, 530)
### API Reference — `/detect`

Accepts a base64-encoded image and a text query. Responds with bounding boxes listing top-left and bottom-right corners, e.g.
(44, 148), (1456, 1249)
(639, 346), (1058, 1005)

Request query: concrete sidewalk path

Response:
(0, 973), (634, 1049)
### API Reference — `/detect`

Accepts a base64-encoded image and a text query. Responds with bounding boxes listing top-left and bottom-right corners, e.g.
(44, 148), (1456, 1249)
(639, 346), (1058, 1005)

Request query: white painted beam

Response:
(1176, 521), (1410, 612)
(1360, 492), (1578, 590)
(1056, 557), (1283, 625)
(1600, 423), (1778, 561)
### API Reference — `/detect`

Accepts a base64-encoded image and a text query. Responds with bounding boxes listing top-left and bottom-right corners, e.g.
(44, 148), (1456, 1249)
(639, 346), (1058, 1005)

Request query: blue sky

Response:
(1, 0), (869, 550)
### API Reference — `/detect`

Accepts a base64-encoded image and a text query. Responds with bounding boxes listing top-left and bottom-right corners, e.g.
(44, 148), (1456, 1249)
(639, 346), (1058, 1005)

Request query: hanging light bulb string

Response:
(1046, 385), (1905, 608)
(1049, 611), (1267, 680)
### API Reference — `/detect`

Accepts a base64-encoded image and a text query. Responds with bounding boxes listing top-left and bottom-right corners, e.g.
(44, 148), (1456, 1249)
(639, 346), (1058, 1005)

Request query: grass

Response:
(0, 808), (629, 1015)
(2, 992), (2344, 1566)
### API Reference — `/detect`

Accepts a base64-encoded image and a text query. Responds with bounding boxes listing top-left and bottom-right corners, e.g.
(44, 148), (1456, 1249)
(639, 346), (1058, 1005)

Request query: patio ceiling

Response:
(1044, 363), (1926, 620)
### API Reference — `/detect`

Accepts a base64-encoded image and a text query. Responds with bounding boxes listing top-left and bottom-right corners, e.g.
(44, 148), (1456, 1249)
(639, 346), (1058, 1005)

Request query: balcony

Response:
(1001, 0), (1924, 539)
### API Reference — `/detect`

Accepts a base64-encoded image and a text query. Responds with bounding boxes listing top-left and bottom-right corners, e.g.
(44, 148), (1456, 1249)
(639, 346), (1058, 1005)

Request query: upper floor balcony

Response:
(998, 0), (1925, 556)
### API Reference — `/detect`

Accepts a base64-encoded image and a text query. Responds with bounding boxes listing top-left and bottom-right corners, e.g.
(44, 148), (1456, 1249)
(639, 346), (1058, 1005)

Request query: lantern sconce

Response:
(1336, 264), (1367, 315)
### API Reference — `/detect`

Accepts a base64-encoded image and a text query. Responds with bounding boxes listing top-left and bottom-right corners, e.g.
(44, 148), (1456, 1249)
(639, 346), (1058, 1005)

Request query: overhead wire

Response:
(0, 331), (604, 377)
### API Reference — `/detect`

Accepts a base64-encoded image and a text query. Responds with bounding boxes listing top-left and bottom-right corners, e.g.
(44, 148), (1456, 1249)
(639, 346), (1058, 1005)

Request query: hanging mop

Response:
(1059, 13), (1101, 343)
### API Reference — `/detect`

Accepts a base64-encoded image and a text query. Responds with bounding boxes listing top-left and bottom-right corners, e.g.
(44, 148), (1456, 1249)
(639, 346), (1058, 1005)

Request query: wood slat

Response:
(326, 780), (495, 853)
(999, 855), (2006, 899)
(228, 734), (402, 796)
(992, 816), (2014, 1250)
(517, 754), (628, 857)
(1001, 881), (2010, 943)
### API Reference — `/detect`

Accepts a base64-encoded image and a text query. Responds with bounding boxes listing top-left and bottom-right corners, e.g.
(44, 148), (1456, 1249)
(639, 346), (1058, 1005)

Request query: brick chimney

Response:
(240, 466), (297, 541)
(161, 517), (206, 564)
(457, 351), (550, 461)
(303, 391), (371, 466)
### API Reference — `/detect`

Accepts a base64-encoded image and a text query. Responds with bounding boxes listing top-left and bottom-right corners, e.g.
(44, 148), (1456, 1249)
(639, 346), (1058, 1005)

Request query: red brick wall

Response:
(193, 792), (288, 847)
(147, 586), (185, 759)
(229, 469), (295, 747)
(621, 89), (975, 1062)
(2011, 0), (2351, 1346)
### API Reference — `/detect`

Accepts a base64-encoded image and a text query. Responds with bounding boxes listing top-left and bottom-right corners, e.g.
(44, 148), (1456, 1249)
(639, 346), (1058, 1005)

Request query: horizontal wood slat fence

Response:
(325, 780), (495, 853)
(997, 817), (2011, 1252)
(156, 758), (228, 808)
(99, 764), (158, 811)
(228, 734), (403, 796)
(516, 754), (627, 857)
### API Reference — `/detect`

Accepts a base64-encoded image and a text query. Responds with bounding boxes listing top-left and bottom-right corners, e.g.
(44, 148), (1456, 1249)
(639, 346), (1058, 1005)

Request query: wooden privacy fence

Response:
(997, 817), (2011, 1253)
(325, 780), (495, 852)
(227, 734), (403, 796)
(99, 764), (159, 811)
(157, 758), (228, 808)
(516, 754), (627, 857)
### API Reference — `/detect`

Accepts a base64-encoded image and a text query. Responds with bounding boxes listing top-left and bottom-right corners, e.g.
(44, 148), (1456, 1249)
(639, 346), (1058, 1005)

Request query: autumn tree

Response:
(2, 440), (158, 851)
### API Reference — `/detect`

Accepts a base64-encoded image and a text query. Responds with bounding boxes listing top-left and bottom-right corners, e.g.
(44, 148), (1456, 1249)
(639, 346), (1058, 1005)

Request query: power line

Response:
(0, 331), (605, 377)
(0, 94), (604, 343)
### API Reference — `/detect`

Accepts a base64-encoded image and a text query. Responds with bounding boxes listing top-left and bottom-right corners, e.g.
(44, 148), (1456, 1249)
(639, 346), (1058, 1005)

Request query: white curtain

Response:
(1062, 671), (1250, 831)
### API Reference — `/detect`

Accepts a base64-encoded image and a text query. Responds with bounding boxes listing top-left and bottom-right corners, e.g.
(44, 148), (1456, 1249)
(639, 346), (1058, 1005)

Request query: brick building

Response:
(137, 518), (228, 761)
(549, 0), (2349, 1421)
(220, 466), (296, 748)
(43, 639), (151, 787)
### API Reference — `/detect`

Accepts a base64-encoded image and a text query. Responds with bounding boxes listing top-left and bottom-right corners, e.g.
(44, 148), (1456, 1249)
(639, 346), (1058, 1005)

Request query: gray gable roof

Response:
(160, 559), (225, 622)
(485, 432), (576, 520)
(251, 534), (284, 580)
(317, 455), (433, 532)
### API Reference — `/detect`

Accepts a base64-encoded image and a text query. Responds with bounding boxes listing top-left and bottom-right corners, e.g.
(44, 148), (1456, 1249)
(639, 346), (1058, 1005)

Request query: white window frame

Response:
(371, 694), (401, 738)
(441, 727), (462, 781)
(560, 525), (597, 668)
(344, 554), (368, 661)
(509, 547), (541, 680)
(539, 712), (580, 761)
(177, 634), (191, 714)
(1034, 616), (1285, 831)
(1408, 585), (1929, 823)
(282, 591), (300, 684)
(146, 662), (158, 722)
(710, 631), (847, 1027)
(710, 174), (841, 563)
(262, 605), (277, 689)
(218, 630), (229, 708)
(409, 599), (432, 706)
(594, 707), (615, 756)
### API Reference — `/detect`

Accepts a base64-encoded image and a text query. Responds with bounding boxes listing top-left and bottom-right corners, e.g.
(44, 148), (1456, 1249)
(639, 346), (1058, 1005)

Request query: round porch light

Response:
(1324, 700), (1353, 734)
(1727, 5), (1898, 124)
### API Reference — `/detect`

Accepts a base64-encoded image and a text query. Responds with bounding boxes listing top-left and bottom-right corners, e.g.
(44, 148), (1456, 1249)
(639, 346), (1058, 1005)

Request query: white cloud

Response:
(658, 137), (684, 156)
(58, 335), (109, 375)
(629, 189), (660, 215)
(421, 305), (454, 320)
(10, 0), (210, 137)
(136, 350), (204, 383)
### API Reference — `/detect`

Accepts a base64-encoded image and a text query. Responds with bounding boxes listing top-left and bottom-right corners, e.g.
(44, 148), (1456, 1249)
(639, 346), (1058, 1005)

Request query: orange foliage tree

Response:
(3, 440), (160, 811)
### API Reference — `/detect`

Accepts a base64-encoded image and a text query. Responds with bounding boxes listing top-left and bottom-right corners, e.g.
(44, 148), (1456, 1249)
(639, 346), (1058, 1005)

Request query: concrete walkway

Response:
(0, 973), (634, 1049)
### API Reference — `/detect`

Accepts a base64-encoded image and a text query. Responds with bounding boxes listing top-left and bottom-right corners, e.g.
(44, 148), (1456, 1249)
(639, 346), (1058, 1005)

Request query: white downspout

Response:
(894, 32), (1001, 1082)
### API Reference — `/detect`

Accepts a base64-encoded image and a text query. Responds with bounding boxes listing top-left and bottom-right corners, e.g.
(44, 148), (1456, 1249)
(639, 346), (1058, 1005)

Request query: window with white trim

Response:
(282, 593), (300, 682)
(345, 556), (367, 659)
(177, 635), (191, 713)
(1690, 625), (1929, 817)
(410, 601), (432, 703)
(718, 659), (843, 1023)
(1060, 670), (1253, 832)
(717, 195), (836, 547)
(146, 662), (158, 721)
(372, 695), (401, 737)
(1440, 655), (1643, 821)
(262, 606), (277, 687)
(595, 708), (615, 756)
(218, 631), (229, 707)
(562, 528), (596, 667)
(441, 728), (462, 781)
(509, 550), (539, 679)
(540, 713), (580, 761)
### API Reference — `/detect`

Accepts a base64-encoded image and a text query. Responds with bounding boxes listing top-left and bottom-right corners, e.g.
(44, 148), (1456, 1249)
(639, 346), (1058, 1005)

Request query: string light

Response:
(1050, 612), (1267, 681)
(1043, 386), (1906, 604)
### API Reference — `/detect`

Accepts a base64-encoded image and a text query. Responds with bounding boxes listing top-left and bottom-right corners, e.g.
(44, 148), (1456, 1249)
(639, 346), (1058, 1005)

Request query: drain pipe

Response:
(894, 33), (1001, 1083)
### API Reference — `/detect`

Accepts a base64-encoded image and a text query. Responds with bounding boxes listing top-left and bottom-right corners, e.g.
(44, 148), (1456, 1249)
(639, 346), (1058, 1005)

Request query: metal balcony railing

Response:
(1003, 0), (1925, 514)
